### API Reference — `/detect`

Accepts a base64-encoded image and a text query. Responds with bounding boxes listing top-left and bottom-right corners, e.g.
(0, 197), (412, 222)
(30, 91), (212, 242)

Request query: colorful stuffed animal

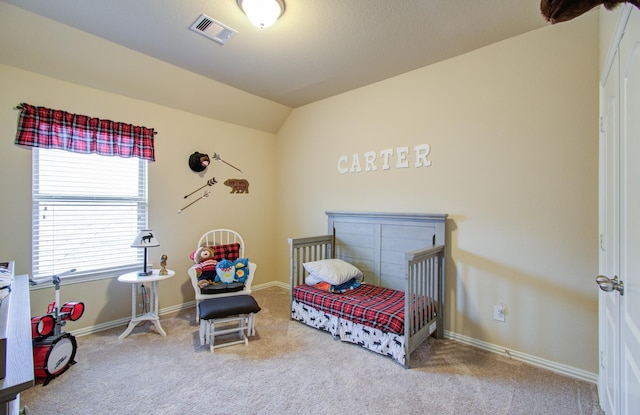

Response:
(214, 258), (251, 284)
(193, 247), (218, 289)
(234, 258), (250, 283)
(215, 259), (236, 284)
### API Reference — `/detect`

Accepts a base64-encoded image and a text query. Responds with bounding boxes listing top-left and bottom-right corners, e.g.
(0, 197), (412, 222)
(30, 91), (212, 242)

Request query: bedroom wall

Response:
(274, 11), (600, 376)
(0, 1), (602, 378)
(0, 64), (278, 331)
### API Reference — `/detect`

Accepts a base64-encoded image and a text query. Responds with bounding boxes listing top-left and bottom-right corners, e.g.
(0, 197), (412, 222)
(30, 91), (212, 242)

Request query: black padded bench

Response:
(198, 295), (261, 352)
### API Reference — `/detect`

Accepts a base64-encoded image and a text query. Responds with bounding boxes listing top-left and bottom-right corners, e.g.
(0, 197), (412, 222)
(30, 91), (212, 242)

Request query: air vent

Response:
(189, 14), (237, 46)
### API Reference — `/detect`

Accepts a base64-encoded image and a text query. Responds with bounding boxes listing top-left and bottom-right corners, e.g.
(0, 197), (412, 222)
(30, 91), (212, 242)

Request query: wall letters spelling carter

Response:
(337, 144), (431, 174)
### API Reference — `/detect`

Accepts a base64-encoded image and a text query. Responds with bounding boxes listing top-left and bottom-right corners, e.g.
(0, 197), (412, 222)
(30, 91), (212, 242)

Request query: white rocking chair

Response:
(187, 229), (259, 351)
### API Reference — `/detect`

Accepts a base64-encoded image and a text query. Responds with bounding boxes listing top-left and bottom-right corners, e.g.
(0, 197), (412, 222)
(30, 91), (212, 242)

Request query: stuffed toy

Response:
(234, 258), (250, 283)
(193, 246), (218, 289)
(215, 259), (236, 284)
(214, 258), (251, 284)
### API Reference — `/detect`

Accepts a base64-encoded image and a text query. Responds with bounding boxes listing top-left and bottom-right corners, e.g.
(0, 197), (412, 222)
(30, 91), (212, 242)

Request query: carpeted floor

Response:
(21, 287), (604, 415)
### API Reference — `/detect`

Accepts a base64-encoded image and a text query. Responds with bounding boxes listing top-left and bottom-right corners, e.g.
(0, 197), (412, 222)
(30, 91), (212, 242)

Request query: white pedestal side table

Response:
(117, 269), (175, 340)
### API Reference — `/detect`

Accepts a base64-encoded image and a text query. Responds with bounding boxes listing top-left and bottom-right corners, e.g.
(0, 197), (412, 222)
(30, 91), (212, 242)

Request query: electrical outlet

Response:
(493, 303), (505, 322)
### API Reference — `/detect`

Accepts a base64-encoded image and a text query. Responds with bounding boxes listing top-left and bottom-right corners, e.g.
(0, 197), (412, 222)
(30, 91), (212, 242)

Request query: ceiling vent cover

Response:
(190, 14), (237, 45)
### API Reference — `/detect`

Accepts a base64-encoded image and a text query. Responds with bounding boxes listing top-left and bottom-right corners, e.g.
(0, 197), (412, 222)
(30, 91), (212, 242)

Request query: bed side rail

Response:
(288, 235), (334, 290)
(405, 244), (445, 342)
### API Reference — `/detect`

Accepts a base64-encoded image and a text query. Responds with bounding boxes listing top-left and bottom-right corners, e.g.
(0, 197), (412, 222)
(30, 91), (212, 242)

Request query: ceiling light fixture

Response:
(237, 0), (285, 29)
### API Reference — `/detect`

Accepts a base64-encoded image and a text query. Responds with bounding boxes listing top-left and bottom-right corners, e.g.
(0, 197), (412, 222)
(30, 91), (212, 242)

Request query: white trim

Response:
(601, 4), (632, 86)
(252, 280), (288, 290)
(70, 285), (286, 338)
(71, 301), (194, 337)
(445, 330), (598, 384)
(66, 284), (596, 384)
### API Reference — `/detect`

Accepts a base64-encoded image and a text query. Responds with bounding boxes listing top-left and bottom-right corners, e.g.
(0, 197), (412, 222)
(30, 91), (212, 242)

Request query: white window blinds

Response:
(32, 148), (148, 281)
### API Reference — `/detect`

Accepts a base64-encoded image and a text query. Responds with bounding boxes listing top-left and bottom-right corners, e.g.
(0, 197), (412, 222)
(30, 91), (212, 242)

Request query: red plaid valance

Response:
(14, 103), (156, 161)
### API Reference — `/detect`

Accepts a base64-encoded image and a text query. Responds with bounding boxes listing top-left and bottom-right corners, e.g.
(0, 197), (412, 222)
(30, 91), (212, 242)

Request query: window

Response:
(14, 103), (155, 283)
(32, 148), (148, 283)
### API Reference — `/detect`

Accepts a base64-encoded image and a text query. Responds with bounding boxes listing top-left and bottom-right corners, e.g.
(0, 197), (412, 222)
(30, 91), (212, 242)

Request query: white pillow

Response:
(302, 258), (363, 285)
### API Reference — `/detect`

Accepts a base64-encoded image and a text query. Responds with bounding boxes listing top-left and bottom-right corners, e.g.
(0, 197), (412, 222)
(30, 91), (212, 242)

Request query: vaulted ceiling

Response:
(1, 0), (549, 109)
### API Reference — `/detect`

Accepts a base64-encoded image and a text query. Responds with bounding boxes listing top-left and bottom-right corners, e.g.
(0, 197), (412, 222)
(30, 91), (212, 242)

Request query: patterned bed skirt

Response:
(291, 299), (406, 366)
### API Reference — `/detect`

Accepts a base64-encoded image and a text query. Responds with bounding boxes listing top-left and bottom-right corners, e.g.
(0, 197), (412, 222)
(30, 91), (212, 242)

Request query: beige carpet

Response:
(21, 287), (604, 415)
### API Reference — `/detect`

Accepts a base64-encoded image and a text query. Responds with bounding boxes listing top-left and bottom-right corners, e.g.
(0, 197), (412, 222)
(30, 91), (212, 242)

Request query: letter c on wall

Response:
(338, 155), (348, 174)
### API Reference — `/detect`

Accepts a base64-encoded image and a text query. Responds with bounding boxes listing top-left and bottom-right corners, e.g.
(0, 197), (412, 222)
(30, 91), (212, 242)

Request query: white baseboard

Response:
(69, 285), (286, 338)
(445, 330), (598, 384)
(67, 284), (597, 384)
(71, 301), (195, 337)
(252, 281), (289, 290)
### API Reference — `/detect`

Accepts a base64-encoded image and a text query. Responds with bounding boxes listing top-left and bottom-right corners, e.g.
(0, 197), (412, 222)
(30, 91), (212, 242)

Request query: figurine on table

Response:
(159, 255), (168, 275)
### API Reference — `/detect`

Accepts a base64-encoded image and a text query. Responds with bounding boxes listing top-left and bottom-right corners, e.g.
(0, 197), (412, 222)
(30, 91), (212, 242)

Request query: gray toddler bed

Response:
(288, 211), (446, 368)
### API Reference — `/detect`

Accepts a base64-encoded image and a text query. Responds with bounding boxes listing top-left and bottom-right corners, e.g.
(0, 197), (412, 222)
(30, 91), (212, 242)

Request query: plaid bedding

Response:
(293, 284), (405, 335)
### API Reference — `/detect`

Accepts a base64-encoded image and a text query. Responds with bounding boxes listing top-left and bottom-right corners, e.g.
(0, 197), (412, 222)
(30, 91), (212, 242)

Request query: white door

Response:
(598, 40), (620, 415)
(618, 8), (640, 413)
(599, 6), (640, 415)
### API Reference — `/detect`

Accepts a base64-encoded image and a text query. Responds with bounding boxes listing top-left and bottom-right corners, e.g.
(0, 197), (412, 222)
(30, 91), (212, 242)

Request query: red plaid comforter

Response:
(293, 284), (405, 335)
